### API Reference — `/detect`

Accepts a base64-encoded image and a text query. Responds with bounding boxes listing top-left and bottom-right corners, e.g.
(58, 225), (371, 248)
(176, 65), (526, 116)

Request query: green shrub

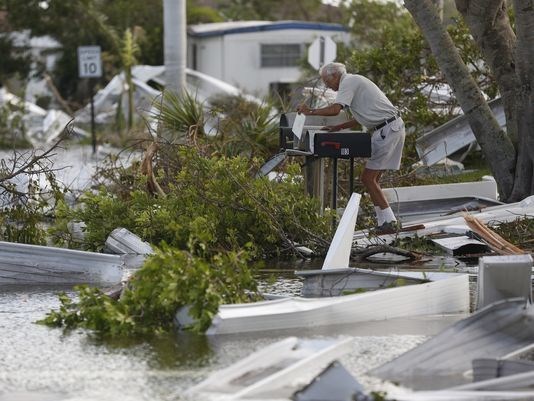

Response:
(0, 203), (48, 245)
(39, 243), (260, 336)
(50, 147), (333, 258)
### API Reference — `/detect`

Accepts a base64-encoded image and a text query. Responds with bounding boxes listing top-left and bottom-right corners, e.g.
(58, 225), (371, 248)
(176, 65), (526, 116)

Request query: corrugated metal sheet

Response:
(416, 97), (505, 166)
(473, 358), (534, 382)
(371, 299), (534, 386)
(0, 241), (123, 285)
(431, 236), (489, 256)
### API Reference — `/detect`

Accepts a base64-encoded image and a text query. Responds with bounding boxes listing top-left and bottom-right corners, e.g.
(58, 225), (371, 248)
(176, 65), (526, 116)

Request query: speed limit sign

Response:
(78, 46), (102, 78)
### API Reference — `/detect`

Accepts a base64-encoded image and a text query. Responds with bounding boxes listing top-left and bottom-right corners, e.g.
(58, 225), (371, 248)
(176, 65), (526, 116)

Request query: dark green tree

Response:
(5, 1), (114, 102)
(218, 0), (323, 21)
(3, 0), (223, 104)
(340, 0), (414, 48)
(0, 36), (30, 85)
(0, 1), (31, 85)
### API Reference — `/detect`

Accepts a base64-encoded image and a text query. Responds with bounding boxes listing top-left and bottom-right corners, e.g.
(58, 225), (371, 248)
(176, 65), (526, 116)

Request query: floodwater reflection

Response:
(0, 258), (471, 401)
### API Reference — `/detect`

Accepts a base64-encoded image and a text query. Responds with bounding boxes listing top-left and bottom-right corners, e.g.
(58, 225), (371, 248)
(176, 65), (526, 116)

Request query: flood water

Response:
(1, 146), (472, 400)
(0, 264), (468, 401)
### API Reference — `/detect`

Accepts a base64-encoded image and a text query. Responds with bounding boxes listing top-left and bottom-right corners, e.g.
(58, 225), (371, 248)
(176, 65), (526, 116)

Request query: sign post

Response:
(77, 46), (102, 154)
(307, 36), (337, 71)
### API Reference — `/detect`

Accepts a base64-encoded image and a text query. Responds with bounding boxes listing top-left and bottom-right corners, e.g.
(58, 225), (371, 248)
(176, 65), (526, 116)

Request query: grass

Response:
(414, 167), (492, 185)
(493, 217), (534, 252)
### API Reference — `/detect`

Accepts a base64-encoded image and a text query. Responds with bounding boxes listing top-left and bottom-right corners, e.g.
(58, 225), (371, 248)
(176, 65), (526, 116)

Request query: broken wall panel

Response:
(370, 299), (534, 388)
(416, 97), (505, 166)
(0, 241), (123, 285)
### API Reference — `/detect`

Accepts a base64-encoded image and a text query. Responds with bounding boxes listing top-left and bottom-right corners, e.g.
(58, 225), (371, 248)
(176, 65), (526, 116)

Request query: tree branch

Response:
(0, 122), (72, 203)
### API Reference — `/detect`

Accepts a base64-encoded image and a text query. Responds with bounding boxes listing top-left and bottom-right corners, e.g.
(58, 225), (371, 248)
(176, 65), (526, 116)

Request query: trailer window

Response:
(260, 44), (303, 68)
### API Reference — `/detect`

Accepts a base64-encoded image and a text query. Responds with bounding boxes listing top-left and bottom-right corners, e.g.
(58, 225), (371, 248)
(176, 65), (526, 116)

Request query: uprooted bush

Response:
(39, 243), (261, 336)
(50, 144), (333, 258)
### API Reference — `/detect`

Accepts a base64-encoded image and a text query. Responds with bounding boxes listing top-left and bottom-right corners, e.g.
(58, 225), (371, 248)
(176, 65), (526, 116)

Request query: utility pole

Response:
(163, 0), (186, 94)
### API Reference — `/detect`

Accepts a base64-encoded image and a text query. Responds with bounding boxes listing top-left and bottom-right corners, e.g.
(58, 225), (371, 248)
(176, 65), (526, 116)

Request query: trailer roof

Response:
(188, 20), (347, 38)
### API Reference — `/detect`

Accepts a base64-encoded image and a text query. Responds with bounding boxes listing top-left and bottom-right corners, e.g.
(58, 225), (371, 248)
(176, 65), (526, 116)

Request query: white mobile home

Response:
(187, 20), (350, 97)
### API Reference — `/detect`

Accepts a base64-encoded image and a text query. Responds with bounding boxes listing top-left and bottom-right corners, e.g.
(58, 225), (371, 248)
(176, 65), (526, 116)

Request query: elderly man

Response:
(297, 62), (405, 233)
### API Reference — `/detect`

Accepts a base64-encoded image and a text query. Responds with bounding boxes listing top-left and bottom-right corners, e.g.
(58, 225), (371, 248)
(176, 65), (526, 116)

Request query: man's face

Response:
(321, 73), (340, 91)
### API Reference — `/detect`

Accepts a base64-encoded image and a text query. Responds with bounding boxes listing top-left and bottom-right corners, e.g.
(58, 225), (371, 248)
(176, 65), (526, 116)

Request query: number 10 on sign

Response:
(78, 46), (102, 78)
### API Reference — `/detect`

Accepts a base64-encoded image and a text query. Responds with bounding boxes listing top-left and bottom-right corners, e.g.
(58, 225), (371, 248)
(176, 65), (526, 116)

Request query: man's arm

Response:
(296, 103), (343, 116)
(322, 119), (359, 132)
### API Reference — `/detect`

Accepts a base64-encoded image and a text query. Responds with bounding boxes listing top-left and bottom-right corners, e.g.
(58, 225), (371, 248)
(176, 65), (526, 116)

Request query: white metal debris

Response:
(0, 240), (123, 285)
(322, 192), (360, 270)
(185, 337), (352, 400)
(371, 298), (534, 385)
(187, 273), (469, 335)
(416, 97), (505, 166)
(355, 195), (534, 247)
(476, 254), (533, 310)
(104, 227), (154, 255)
(431, 236), (489, 256)
(0, 87), (88, 145)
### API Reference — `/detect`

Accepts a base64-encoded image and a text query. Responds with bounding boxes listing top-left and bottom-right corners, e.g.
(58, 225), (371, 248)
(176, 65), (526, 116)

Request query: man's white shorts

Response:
(366, 117), (405, 171)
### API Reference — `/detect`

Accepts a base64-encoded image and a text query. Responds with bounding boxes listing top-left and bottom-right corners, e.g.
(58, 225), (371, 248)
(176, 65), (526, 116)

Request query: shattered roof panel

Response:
(371, 298), (534, 388)
(416, 97), (506, 166)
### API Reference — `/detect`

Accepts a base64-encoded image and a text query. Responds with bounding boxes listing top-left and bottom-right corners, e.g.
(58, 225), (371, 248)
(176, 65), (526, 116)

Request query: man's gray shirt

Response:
(334, 73), (397, 129)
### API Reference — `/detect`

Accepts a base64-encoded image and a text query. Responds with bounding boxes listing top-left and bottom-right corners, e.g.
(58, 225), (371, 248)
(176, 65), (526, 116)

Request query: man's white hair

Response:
(320, 62), (346, 78)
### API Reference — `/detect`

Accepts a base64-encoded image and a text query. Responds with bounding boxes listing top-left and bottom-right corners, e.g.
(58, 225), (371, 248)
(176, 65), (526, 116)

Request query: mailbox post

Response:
(279, 112), (371, 216)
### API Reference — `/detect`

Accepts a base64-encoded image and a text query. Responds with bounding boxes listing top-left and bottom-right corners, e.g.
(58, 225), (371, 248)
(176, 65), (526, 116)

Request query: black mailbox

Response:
(276, 114), (369, 211)
(313, 132), (371, 159)
(279, 112), (352, 153)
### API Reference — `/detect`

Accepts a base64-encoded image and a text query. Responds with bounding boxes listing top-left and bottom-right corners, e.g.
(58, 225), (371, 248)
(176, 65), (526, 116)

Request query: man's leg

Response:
(361, 168), (397, 226)
(361, 168), (388, 209)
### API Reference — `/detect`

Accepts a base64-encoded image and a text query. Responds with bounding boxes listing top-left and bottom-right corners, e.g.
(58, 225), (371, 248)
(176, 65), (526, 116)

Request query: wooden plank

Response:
(464, 214), (525, 255)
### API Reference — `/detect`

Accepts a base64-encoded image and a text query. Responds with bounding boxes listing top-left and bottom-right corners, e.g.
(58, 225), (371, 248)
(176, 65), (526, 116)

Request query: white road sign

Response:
(78, 46), (102, 78)
(307, 36), (337, 70)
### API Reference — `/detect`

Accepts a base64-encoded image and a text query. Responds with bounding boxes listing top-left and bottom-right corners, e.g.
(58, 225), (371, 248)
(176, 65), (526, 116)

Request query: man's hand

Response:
(322, 119), (359, 132)
(321, 125), (338, 132)
(296, 104), (312, 115)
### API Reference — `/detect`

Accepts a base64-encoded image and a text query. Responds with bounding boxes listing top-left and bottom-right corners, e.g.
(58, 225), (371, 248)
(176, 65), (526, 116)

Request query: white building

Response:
(187, 20), (350, 97)
(8, 30), (62, 72)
